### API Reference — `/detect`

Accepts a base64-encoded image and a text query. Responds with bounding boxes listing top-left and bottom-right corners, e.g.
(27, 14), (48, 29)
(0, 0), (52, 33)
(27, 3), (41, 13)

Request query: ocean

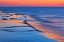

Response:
(0, 7), (64, 28)
(0, 7), (64, 42)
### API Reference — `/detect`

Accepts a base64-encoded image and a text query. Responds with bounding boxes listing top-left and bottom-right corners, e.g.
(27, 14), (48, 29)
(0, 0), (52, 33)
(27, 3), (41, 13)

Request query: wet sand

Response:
(0, 11), (63, 42)
(27, 21), (64, 42)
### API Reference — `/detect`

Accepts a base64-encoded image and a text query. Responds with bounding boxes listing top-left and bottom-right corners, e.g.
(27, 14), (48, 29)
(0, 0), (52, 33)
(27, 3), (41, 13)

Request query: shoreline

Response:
(27, 21), (64, 42)
(0, 11), (63, 42)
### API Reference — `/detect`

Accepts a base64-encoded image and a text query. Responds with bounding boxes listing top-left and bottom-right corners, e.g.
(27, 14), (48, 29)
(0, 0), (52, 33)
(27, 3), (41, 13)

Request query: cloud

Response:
(60, 4), (64, 5)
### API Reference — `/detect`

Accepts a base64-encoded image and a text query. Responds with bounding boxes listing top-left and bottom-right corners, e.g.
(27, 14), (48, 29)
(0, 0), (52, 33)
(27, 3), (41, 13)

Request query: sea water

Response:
(0, 7), (64, 42)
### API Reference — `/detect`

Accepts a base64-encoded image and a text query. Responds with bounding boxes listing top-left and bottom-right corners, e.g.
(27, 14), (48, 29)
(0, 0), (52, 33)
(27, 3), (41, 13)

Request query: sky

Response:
(0, 0), (64, 7)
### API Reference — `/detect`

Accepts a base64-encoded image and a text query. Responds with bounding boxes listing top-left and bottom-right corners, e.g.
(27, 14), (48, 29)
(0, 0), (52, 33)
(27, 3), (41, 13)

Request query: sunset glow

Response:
(0, 0), (64, 7)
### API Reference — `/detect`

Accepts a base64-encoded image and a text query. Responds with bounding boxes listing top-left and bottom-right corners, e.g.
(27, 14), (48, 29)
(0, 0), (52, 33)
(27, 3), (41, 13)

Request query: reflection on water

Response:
(0, 21), (57, 42)
(28, 21), (64, 42)
(40, 32), (64, 42)
(0, 11), (58, 42)
(0, 7), (64, 42)
(31, 14), (64, 42)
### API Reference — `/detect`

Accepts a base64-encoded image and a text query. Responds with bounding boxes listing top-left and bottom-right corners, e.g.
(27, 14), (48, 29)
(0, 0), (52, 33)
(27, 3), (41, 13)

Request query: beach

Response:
(0, 11), (58, 42)
(0, 7), (64, 42)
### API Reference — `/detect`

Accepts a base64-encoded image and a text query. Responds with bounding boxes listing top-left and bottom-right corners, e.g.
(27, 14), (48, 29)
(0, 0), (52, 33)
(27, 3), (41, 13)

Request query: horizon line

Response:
(0, 6), (64, 7)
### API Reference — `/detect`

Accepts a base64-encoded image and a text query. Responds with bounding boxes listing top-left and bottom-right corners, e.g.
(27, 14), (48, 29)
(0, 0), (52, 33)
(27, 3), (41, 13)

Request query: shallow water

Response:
(0, 12), (58, 42)
(0, 7), (64, 42)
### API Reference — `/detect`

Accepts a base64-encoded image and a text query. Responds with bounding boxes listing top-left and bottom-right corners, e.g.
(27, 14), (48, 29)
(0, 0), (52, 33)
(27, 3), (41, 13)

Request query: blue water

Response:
(0, 7), (64, 33)
(0, 7), (64, 42)
(0, 7), (64, 15)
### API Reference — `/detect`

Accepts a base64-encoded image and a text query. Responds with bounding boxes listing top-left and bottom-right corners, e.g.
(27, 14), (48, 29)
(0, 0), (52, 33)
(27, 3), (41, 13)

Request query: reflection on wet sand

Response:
(40, 32), (64, 42)
(9, 14), (24, 18)
(0, 11), (62, 42)
(27, 21), (64, 42)
(0, 20), (24, 23)
(0, 20), (29, 28)
(24, 15), (36, 20)
(0, 19), (35, 32)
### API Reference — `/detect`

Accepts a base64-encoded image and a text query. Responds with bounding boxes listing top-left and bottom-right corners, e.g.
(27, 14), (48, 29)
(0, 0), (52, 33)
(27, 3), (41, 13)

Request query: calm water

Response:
(0, 7), (64, 42)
